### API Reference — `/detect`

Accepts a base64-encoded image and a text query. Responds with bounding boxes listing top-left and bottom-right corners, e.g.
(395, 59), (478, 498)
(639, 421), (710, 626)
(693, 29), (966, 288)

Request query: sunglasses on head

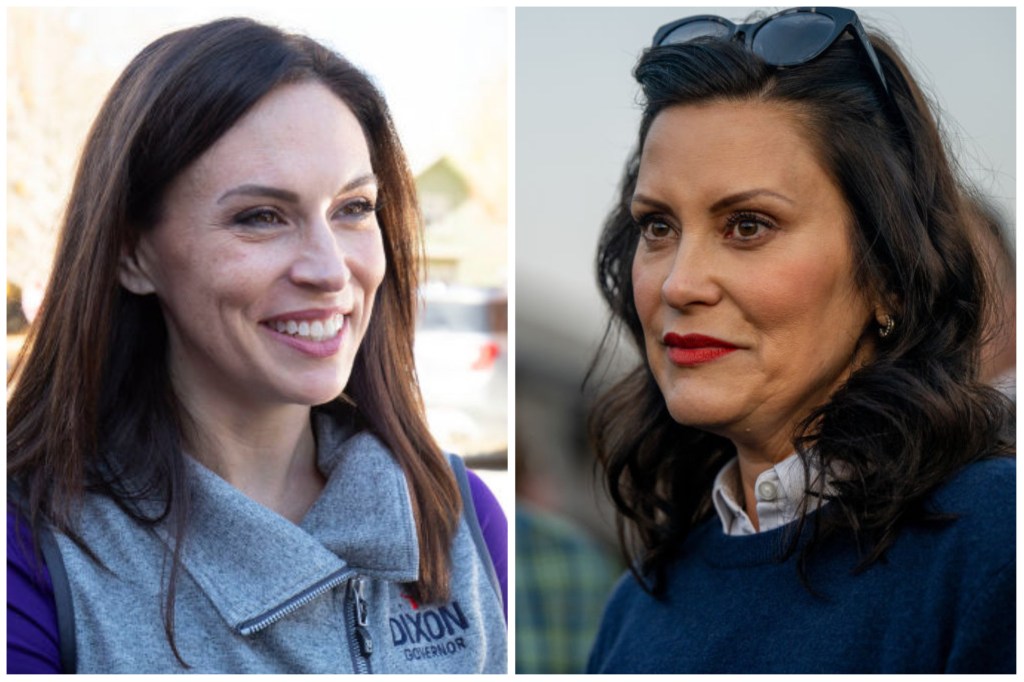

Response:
(652, 7), (889, 97)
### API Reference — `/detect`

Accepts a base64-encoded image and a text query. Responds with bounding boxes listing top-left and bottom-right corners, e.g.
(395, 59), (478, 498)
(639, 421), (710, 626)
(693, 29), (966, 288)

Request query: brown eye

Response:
(726, 212), (775, 241)
(236, 208), (284, 227)
(636, 216), (675, 242)
(735, 219), (760, 238)
(337, 198), (377, 217)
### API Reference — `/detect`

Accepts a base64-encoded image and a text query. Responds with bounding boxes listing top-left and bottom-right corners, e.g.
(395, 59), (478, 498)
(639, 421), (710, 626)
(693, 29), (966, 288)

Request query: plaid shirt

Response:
(515, 504), (619, 674)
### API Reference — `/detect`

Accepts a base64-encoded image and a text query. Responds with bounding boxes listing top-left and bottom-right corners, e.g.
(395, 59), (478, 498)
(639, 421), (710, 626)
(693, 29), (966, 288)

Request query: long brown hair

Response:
(8, 16), (460, 655)
(590, 32), (1013, 593)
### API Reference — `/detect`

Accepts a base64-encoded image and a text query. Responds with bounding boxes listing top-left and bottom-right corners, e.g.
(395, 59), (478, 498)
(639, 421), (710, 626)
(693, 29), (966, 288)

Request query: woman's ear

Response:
(873, 305), (890, 327)
(870, 284), (902, 325)
(873, 292), (900, 339)
(118, 244), (157, 295)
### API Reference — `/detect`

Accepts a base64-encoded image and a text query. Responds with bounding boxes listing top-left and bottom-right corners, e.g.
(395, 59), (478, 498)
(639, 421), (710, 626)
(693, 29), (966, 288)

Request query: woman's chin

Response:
(660, 383), (743, 433)
(276, 372), (353, 408)
(669, 411), (732, 436)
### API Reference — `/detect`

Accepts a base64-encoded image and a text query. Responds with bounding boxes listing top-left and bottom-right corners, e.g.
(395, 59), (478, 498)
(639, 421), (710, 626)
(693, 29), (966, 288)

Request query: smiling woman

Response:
(587, 6), (1014, 674)
(119, 83), (386, 418)
(7, 17), (506, 674)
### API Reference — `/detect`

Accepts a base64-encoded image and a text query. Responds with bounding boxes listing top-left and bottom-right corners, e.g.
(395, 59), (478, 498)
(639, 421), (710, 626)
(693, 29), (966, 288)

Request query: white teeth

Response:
(271, 313), (345, 341)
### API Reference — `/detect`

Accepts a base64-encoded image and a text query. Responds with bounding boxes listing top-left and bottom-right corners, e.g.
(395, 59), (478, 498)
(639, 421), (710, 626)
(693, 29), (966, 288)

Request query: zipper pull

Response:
(352, 578), (373, 657)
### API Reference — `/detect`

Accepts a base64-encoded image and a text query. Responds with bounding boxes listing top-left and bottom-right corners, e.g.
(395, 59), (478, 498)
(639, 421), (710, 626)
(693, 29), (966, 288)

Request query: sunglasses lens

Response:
(658, 19), (732, 46)
(752, 13), (836, 66)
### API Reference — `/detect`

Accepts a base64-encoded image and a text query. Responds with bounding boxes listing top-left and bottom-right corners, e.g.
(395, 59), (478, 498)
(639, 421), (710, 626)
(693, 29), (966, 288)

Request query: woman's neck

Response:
(178, 390), (326, 524)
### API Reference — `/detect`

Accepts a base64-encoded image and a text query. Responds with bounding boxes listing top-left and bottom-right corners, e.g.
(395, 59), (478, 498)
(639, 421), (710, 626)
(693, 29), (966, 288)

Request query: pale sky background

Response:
(516, 6), (1016, 382)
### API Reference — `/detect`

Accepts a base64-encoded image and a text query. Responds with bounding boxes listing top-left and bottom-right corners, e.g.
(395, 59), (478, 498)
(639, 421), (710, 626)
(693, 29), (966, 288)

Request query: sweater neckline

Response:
(688, 512), (817, 569)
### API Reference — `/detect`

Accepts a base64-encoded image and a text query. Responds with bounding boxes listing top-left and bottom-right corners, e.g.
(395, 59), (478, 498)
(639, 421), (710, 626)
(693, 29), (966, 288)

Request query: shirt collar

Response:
(711, 453), (831, 536)
(711, 458), (748, 534)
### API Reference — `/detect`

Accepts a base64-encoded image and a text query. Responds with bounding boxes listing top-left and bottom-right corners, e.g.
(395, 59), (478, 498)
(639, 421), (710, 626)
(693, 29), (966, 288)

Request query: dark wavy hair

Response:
(8, 17), (460, 663)
(590, 29), (1014, 593)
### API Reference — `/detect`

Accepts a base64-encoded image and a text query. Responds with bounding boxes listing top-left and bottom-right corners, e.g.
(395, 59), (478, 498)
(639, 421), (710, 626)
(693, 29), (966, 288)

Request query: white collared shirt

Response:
(711, 453), (831, 536)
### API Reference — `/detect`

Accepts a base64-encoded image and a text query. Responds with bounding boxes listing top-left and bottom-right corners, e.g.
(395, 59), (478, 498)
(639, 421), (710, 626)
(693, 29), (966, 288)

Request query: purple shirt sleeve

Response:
(465, 470), (508, 621)
(7, 510), (61, 674)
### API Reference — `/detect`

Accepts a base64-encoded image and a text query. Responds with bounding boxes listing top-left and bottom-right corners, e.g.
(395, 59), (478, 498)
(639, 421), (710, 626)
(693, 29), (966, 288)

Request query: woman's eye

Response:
(336, 197), (378, 219)
(725, 212), (774, 241)
(636, 216), (675, 242)
(236, 208), (284, 227)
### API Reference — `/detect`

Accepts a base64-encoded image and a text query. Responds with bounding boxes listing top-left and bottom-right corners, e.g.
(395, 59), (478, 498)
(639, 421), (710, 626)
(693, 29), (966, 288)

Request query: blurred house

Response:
(414, 157), (508, 461)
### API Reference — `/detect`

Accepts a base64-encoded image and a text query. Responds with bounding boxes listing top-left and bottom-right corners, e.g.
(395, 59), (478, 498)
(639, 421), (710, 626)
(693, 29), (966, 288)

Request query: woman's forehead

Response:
(635, 100), (840, 210)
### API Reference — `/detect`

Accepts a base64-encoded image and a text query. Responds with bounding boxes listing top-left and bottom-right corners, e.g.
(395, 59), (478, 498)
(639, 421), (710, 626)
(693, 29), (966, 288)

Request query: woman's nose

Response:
(290, 218), (351, 292)
(660, 235), (721, 309)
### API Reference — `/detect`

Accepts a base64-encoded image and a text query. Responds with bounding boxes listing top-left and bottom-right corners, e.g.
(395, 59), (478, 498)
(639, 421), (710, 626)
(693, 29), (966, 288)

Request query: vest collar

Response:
(153, 414), (420, 633)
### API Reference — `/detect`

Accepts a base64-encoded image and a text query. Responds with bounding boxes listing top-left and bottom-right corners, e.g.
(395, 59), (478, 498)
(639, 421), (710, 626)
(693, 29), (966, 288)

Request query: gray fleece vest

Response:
(51, 416), (507, 673)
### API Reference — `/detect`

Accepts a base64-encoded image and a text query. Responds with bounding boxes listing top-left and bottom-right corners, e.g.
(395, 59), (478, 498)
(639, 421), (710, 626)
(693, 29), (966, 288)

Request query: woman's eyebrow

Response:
(631, 188), (794, 214)
(217, 184), (299, 205)
(339, 173), (378, 194)
(630, 192), (672, 214)
(217, 173), (379, 205)
(709, 188), (794, 212)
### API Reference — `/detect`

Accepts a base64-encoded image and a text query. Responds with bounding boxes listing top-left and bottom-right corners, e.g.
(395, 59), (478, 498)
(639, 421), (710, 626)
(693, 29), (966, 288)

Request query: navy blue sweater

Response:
(588, 458), (1015, 674)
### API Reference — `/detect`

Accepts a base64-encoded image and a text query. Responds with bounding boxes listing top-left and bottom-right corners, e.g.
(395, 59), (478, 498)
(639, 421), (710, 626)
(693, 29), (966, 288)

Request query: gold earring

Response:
(878, 314), (895, 339)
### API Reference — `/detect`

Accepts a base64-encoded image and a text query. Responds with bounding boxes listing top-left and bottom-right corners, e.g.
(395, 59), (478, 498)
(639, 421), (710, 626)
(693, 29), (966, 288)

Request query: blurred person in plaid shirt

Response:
(515, 436), (618, 673)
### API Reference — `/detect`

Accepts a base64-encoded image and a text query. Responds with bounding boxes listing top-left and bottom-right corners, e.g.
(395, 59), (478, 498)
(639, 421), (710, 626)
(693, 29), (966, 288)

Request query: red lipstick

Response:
(663, 333), (738, 367)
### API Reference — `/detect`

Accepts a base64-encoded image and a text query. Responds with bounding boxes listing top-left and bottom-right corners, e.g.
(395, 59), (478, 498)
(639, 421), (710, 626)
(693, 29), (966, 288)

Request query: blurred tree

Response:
(8, 10), (106, 291)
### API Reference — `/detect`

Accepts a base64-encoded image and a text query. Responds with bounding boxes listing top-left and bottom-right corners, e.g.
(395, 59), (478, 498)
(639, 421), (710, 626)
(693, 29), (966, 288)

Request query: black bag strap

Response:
(7, 481), (77, 673)
(447, 454), (503, 610)
(39, 524), (77, 673)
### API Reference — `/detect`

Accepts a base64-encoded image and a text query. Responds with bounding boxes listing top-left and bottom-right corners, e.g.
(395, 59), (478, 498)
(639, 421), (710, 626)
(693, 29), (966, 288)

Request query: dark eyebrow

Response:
(339, 173), (379, 195)
(218, 184), (299, 205)
(709, 189), (794, 213)
(216, 173), (379, 205)
(630, 192), (673, 215)
(632, 188), (795, 216)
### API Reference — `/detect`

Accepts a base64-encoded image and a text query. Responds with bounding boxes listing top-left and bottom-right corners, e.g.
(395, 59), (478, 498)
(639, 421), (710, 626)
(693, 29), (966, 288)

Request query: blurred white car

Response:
(414, 283), (507, 459)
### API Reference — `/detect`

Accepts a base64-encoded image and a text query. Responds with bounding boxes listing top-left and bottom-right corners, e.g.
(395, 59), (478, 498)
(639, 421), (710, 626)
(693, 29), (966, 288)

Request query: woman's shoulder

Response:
(601, 569), (645, 611)
(7, 506), (50, 591)
(589, 565), (663, 644)
(587, 569), (670, 673)
(928, 457), (1015, 520)
(464, 469), (504, 522)
(7, 507), (62, 674)
(459, 465), (508, 620)
(462, 467), (507, 567)
(909, 457), (1015, 576)
(920, 458), (1015, 673)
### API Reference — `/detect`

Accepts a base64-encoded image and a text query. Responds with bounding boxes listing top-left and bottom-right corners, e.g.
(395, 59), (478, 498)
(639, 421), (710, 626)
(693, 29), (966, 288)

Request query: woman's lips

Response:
(663, 333), (738, 367)
(260, 308), (349, 358)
